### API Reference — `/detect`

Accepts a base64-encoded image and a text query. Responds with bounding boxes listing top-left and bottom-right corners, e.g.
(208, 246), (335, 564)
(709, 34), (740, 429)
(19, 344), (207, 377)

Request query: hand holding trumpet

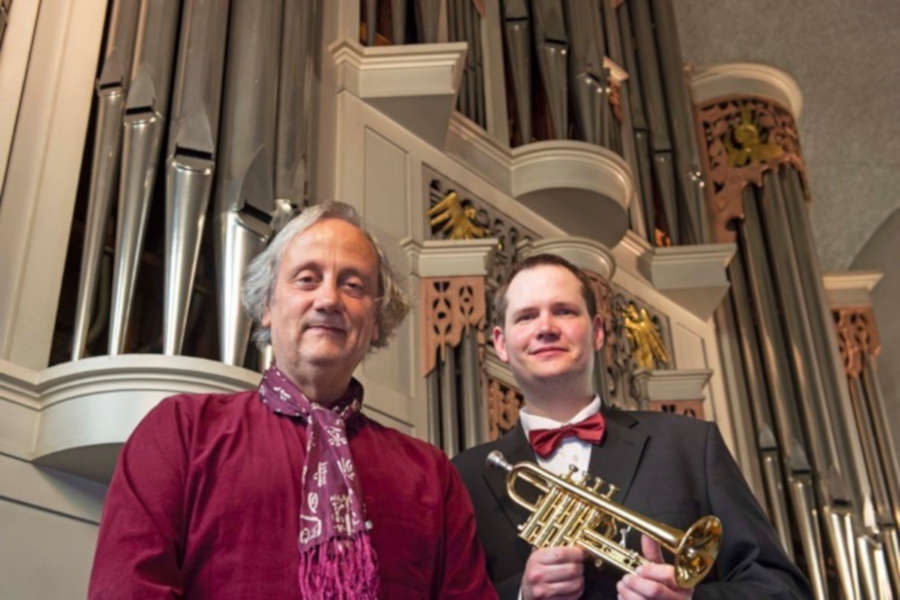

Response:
(486, 451), (718, 597)
(519, 538), (693, 600)
(521, 546), (585, 600)
(615, 536), (693, 600)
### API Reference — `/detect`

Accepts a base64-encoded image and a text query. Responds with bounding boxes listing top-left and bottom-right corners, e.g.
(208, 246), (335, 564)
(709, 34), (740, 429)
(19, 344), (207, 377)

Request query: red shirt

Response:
(88, 390), (497, 599)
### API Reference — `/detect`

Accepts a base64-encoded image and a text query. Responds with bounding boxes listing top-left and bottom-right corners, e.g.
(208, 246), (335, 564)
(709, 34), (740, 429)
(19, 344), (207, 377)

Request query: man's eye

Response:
(515, 314), (534, 323)
(343, 280), (366, 295)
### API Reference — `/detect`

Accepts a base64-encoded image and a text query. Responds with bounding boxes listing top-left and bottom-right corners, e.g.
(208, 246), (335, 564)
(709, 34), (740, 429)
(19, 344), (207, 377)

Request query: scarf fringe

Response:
(298, 532), (379, 599)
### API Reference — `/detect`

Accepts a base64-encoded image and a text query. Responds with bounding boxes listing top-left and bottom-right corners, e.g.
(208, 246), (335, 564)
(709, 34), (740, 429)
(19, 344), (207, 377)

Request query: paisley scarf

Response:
(258, 366), (379, 599)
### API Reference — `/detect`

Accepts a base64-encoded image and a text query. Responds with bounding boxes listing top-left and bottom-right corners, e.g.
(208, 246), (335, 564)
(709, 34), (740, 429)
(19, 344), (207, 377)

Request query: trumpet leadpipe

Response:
(486, 450), (512, 472)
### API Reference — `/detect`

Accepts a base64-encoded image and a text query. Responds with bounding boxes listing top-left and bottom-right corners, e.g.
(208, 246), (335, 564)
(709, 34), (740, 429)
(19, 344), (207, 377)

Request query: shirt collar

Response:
(518, 396), (602, 435)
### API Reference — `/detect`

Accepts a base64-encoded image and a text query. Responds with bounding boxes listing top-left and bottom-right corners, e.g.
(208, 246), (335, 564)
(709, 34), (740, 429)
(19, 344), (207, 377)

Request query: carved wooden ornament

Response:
(833, 307), (880, 380)
(585, 271), (615, 366)
(486, 376), (524, 440)
(421, 276), (487, 376)
(695, 96), (810, 243)
(609, 81), (623, 123)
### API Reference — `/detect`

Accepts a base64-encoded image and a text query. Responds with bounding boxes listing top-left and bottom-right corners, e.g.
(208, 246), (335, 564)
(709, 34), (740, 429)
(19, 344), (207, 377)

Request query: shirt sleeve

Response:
(436, 456), (500, 600)
(694, 424), (812, 599)
(88, 397), (192, 599)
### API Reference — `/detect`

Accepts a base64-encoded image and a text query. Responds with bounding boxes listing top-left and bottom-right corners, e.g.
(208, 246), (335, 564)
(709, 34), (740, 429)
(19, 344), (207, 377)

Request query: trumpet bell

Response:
(674, 515), (722, 588)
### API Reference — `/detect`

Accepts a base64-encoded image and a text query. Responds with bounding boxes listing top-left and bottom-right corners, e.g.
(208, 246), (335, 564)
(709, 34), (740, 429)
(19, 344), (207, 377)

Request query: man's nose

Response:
(535, 312), (559, 338)
(313, 278), (342, 311)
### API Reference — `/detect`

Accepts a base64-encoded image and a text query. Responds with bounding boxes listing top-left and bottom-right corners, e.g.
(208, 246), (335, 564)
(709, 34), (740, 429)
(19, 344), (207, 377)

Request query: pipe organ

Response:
(694, 77), (900, 596)
(0, 1), (896, 597)
(65, 0), (320, 366)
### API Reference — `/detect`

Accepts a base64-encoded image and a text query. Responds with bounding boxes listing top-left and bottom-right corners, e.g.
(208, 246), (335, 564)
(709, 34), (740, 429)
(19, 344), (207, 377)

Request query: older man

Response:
(89, 203), (496, 599)
(452, 254), (810, 599)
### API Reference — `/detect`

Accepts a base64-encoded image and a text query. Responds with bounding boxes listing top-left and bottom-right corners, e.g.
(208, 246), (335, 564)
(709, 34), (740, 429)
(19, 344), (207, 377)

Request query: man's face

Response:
(262, 218), (380, 382)
(493, 264), (604, 390)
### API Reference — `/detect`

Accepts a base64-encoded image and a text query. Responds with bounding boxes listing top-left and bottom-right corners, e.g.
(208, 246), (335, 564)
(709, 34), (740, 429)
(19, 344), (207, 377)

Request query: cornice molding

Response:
(509, 141), (633, 247)
(1, 355), (259, 482)
(690, 62), (803, 118)
(632, 368), (713, 403)
(401, 237), (498, 278)
(517, 237), (617, 281)
(330, 39), (467, 147)
(330, 40), (466, 96)
(638, 243), (736, 320)
(822, 270), (883, 307)
(445, 114), (635, 248)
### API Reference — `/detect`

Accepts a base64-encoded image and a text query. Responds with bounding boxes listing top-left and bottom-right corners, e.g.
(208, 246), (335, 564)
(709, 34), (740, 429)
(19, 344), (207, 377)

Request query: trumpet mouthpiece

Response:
(486, 450), (513, 473)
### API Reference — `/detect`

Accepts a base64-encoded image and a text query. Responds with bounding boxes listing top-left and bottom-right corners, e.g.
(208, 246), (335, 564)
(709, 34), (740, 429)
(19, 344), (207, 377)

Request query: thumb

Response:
(641, 534), (664, 563)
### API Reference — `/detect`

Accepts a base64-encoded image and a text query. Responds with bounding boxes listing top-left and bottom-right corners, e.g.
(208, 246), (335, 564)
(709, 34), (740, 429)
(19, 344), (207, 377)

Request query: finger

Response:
(641, 534), (664, 563)
(635, 562), (679, 588)
(523, 559), (584, 586)
(528, 577), (584, 600)
(532, 546), (586, 565)
(618, 573), (686, 600)
(525, 562), (584, 585)
(615, 580), (645, 600)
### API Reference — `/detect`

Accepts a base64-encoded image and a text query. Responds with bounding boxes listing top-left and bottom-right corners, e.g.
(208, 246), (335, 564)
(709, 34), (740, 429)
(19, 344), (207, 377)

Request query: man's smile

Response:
(305, 324), (347, 335)
(530, 346), (567, 356)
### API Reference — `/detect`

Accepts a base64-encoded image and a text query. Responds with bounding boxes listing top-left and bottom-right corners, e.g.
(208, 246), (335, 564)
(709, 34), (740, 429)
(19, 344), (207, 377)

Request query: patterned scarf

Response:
(258, 366), (380, 599)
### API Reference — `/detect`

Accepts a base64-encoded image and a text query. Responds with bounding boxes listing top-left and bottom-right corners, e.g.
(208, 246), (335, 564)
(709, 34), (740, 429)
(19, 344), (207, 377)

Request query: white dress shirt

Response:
(518, 396), (602, 479)
(515, 397), (603, 599)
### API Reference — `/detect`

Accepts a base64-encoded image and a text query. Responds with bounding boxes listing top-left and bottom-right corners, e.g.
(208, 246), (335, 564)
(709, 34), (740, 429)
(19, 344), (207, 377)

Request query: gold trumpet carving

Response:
(623, 304), (670, 369)
(487, 451), (721, 588)
(427, 191), (487, 239)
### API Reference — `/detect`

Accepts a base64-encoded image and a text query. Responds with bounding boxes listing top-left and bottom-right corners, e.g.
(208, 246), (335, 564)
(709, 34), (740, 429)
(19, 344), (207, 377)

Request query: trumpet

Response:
(486, 450), (721, 589)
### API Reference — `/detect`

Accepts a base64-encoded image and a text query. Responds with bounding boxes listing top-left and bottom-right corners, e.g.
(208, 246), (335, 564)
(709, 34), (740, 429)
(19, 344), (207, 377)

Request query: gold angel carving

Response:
(622, 304), (670, 370)
(725, 106), (783, 167)
(427, 191), (487, 240)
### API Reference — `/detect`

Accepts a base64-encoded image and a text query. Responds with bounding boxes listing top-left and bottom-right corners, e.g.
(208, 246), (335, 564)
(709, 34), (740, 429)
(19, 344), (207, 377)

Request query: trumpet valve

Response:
(604, 483), (619, 499)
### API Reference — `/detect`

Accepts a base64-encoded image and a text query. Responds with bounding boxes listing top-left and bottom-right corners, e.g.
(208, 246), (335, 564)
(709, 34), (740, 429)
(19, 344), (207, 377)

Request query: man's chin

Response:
(526, 357), (574, 375)
(296, 343), (349, 364)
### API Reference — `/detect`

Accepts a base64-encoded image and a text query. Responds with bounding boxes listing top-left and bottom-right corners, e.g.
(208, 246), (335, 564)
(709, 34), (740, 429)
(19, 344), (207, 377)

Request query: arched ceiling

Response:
(674, 1), (900, 271)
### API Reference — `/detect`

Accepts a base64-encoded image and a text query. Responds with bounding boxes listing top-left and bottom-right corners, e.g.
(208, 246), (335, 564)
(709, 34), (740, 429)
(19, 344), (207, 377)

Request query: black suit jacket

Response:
(452, 408), (811, 599)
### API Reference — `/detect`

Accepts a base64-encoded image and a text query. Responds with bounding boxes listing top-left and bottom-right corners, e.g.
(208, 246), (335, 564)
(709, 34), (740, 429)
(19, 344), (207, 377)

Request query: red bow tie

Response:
(528, 412), (606, 458)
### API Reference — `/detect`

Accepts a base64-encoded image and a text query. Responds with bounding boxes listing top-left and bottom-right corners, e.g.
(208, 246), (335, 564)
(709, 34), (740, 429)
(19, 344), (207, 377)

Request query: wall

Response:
(0, 454), (106, 598)
(850, 207), (900, 441)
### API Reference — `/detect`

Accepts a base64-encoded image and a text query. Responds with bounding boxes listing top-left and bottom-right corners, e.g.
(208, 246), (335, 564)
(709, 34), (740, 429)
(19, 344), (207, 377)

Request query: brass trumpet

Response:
(486, 450), (722, 588)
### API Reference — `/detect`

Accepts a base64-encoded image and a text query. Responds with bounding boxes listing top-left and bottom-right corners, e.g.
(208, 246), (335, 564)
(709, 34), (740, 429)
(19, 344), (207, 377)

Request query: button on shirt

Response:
(518, 396), (602, 479)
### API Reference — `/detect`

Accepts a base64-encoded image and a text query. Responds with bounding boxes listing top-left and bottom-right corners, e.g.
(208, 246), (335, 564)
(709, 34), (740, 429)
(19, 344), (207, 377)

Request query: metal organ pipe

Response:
(108, 0), (180, 355)
(71, 0), (140, 360)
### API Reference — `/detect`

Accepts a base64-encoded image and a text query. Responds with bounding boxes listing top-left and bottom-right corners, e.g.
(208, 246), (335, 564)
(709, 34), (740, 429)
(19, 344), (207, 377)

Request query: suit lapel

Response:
(588, 408), (648, 505)
(483, 423), (536, 531)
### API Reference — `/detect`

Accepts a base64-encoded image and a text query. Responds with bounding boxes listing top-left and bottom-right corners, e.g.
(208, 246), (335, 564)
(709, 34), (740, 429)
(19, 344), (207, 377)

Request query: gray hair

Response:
(242, 202), (410, 349)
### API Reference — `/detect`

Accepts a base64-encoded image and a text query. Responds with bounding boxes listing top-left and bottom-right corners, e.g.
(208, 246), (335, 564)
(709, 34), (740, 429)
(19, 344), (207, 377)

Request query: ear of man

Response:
(592, 315), (605, 352)
(492, 325), (509, 362)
